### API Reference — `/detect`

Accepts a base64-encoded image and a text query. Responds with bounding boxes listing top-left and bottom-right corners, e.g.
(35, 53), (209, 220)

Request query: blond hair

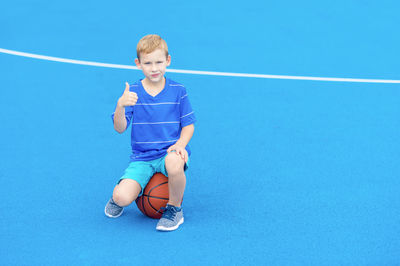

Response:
(136, 34), (169, 61)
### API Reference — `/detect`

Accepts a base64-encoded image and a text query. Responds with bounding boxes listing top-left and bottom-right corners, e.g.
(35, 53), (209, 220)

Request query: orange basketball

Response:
(135, 173), (169, 219)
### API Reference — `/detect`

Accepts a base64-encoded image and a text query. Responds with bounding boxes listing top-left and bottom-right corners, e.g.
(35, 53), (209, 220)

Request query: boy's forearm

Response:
(113, 105), (127, 133)
(176, 124), (195, 147)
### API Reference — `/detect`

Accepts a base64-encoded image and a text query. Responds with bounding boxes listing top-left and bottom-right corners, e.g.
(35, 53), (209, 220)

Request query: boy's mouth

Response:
(151, 73), (159, 78)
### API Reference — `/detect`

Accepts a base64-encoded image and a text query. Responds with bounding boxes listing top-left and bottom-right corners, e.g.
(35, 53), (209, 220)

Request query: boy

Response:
(104, 34), (196, 231)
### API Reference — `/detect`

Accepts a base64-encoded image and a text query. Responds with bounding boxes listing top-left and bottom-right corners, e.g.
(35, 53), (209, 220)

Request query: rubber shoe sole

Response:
(156, 217), (184, 231)
(104, 205), (124, 218)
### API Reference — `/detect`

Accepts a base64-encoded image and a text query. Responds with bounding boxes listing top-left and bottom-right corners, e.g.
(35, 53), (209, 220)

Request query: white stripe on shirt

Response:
(135, 102), (180, 106)
(134, 139), (178, 144)
(133, 121), (180, 125)
(180, 111), (194, 119)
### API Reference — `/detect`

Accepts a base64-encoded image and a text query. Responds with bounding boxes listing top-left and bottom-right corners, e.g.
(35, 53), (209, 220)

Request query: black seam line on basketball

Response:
(147, 197), (168, 214)
(147, 181), (169, 213)
(147, 195), (165, 214)
(146, 195), (169, 200)
(147, 181), (168, 195)
(140, 194), (148, 217)
(147, 182), (168, 213)
(142, 193), (168, 199)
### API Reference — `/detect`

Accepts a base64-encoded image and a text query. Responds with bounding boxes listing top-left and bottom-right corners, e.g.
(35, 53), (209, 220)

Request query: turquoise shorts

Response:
(119, 152), (189, 196)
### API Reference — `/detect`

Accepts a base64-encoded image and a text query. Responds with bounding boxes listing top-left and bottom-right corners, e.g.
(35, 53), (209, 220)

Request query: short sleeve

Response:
(111, 105), (134, 130)
(179, 88), (196, 127)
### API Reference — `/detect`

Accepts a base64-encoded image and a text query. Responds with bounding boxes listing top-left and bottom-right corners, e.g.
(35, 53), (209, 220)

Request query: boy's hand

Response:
(118, 82), (138, 107)
(167, 144), (188, 163)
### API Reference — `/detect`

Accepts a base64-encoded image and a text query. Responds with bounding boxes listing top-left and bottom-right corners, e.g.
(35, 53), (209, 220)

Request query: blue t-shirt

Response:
(112, 78), (196, 162)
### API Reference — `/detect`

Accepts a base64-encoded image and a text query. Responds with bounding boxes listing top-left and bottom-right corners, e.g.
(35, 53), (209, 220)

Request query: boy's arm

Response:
(175, 124), (195, 148)
(113, 105), (128, 133)
(114, 82), (138, 133)
(167, 124), (195, 162)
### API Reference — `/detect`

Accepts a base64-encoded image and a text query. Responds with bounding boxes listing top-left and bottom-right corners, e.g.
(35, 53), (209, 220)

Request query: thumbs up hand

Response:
(118, 82), (138, 108)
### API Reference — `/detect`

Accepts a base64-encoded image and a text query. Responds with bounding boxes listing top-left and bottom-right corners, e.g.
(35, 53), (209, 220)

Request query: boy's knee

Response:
(113, 189), (133, 207)
(165, 153), (185, 176)
(112, 179), (141, 206)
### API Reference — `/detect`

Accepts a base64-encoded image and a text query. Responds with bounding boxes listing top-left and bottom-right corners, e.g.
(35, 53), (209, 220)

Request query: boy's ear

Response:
(166, 55), (171, 66)
(134, 58), (141, 69)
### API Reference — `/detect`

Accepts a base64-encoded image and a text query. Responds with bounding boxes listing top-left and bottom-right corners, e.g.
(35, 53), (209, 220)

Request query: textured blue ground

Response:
(1, 1), (400, 265)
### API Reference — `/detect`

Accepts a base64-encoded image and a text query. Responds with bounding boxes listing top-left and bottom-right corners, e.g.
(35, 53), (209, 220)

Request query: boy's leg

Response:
(112, 179), (142, 207)
(156, 152), (188, 231)
(105, 160), (154, 218)
(156, 152), (186, 231)
(164, 152), (186, 207)
(105, 179), (142, 218)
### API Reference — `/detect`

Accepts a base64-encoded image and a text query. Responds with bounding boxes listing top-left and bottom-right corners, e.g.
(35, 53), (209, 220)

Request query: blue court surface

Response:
(1, 1), (400, 265)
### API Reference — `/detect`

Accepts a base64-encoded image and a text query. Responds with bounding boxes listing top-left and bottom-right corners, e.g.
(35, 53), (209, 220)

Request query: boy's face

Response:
(135, 49), (171, 84)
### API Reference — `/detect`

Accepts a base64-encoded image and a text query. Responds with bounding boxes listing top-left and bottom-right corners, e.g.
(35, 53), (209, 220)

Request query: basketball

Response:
(135, 173), (169, 219)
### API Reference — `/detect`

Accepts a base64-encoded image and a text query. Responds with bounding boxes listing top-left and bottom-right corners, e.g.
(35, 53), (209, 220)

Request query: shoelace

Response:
(158, 206), (177, 221)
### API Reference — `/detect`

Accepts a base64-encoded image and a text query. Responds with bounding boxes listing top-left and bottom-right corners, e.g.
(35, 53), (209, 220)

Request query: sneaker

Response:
(156, 204), (184, 231)
(104, 198), (124, 218)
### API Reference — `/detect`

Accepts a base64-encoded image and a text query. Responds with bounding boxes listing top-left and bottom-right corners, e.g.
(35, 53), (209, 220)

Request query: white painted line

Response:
(0, 48), (138, 70)
(1, 48), (399, 84)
